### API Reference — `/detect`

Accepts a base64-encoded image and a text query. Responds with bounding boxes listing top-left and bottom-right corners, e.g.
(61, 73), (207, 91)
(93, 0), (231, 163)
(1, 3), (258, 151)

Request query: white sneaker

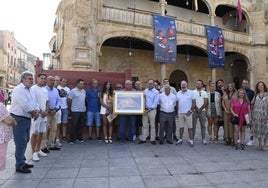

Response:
(38, 150), (47, 157)
(176, 139), (183, 145)
(246, 140), (254, 146)
(32, 152), (40, 162)
(189, 140), (194, 147)
(237, 139), (240, 144)
(202, 139), (207, 145)
(56, 140), (62, 147)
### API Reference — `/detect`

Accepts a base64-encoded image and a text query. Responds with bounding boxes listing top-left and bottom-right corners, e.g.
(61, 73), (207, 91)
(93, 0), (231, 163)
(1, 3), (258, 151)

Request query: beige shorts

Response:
(177, 113), (193, 128)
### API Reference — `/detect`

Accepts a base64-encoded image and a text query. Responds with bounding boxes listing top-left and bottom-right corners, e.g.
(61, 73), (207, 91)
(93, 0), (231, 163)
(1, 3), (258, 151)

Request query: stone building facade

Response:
(0, 30), (36, 89)
(51, 0), (268, 89)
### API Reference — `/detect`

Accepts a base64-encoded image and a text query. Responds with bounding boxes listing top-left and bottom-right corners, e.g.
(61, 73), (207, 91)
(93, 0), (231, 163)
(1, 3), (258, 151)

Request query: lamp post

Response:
(159, 0), (167, 82)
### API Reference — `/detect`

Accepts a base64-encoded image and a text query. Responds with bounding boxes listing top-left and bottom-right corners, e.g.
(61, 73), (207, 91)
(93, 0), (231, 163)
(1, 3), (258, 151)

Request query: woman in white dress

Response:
(100, 81), (114, 143)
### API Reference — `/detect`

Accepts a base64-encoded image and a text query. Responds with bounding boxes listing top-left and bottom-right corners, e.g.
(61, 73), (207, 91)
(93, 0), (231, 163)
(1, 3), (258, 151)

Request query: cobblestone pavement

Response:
(0, 127), (267, 188)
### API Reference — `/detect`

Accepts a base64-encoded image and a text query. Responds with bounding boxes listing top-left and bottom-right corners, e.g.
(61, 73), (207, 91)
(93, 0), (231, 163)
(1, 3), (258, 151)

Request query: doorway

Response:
(169, 70), (188, 91)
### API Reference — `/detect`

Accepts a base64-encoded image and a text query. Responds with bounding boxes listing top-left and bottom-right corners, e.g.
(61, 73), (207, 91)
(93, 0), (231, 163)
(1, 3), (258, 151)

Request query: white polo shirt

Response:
(176, 89), (195, 114)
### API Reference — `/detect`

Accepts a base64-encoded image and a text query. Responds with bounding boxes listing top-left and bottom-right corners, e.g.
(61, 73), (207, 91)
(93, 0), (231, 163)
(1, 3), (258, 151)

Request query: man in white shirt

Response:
(192, 80), (208, 145)
(30, 73), (49, 162)
(10, 71), (39, 173)
(158, 84), (176, 144)
(176, 81), (196, 147)
(57, 78), (70, 142)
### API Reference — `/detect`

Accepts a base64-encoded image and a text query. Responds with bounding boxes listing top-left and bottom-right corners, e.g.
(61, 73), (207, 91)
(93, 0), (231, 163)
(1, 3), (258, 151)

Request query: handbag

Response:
(3, 115), (17, 126)
(230, 115), (239, 124)
(230, 101), (244, 125)
(217, 117), (224, 127)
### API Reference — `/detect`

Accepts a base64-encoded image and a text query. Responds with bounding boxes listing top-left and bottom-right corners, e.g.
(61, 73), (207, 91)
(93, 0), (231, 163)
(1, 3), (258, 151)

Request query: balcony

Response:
(101, 6), (251, 45)
(17, 58), (27, 74)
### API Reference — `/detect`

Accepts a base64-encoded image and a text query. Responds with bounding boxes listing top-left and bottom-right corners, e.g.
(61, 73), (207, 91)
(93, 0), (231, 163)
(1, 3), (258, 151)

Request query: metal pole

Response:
(159, 0), (167, 83)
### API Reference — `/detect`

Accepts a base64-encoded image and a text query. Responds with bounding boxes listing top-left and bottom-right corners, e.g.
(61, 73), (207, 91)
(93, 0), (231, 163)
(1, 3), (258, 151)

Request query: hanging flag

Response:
(194, 0), (198, 11)
(237, 0), (242, 22)
(205, 25), (225, 68)
(153, 14), (177, 64)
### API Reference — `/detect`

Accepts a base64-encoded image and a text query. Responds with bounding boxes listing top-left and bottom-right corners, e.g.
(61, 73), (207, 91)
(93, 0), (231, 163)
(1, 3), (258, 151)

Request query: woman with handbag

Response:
(251, 81), (268, 151)
(222, 82), (237, 145)
(0, 103), (17, 170)
(230, 89), (251, 150)
(100, 81), (114, 144)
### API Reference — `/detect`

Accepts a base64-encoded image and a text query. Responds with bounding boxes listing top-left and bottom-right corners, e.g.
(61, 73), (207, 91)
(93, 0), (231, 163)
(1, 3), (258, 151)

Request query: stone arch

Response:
(178, 40), (208, 54)
(225, 50), (252, 88)
(225, 50), (251, 71)
(201, 0), (213, 15)
(98, 29), (154, 52)
(169, 70), (188, 91)
(214, 2), (251, 26)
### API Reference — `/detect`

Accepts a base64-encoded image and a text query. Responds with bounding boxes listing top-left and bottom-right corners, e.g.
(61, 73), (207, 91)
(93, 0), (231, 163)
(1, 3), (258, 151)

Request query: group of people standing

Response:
(0, 72), (268, 174)
(0, 72), (71, 173)
(211, 79), (268, 151)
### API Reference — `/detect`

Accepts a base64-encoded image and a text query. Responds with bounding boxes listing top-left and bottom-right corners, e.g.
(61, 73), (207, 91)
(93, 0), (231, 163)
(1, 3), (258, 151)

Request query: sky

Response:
(0, 0), (61, 59)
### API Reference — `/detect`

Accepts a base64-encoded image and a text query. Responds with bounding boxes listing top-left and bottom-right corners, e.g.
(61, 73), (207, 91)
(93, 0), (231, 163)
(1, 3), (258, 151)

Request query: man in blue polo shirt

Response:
(86, 79), (102, 140)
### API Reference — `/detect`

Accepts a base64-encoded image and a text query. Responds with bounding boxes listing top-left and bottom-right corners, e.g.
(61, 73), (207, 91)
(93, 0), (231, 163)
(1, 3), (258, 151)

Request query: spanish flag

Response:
(194, 0), (198, 11)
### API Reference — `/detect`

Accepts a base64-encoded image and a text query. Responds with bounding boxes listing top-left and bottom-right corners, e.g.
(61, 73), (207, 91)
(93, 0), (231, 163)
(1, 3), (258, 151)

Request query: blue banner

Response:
(153, 14), (177, 63)
(205, 25), (225, 68)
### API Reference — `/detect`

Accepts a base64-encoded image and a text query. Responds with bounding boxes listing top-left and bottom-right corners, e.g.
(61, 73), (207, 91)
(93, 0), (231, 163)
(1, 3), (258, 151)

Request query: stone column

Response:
(159, 0), (167, 82)
(210, 14), (216, 83)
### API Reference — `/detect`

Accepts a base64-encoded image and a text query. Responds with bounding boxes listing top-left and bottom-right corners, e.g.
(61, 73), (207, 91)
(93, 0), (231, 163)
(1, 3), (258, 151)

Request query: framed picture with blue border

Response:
(113, 91), (145, 114)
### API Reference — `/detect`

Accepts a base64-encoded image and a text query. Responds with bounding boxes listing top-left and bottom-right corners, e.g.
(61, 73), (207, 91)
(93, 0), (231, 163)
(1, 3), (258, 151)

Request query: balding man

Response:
(158, 84), (176, 144)
(176, 81), (196, 147)
(45, 76), (60, 150)
(119, 80), (136, 144)
(139, 79), (159, 145)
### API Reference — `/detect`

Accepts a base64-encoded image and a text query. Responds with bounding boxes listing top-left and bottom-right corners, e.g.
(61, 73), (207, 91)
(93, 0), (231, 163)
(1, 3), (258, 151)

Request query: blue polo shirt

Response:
(86, 87), (102, 112)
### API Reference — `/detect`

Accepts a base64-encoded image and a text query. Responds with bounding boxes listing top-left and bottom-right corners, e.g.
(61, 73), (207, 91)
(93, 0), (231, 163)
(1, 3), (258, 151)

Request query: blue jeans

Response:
(119, 115), (136, 142)
(12, 115), (31, 169)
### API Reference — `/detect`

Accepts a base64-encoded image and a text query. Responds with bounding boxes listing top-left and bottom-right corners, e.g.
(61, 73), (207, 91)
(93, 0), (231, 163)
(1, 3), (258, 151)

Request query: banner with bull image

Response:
(153, 14), (177, 64)
(205, 25), (225, 68)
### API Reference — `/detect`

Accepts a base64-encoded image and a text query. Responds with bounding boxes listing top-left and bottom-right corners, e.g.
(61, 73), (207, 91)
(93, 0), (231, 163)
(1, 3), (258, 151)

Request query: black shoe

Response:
(49, 147), (61, 150)
(24, 163), (34, 168)
(41, 148), (50, 153)
(167, 141), (173, 144)
(156, 137), (159, 141)
(88, 137), (92, 141)
(151, 141), (157, 145)
(97, 137), (102, 141)
(159, 141), (164, 145)
(16, 166), (31, 173)
(138, 140), (146, 144)
(62, 137), (68, 142)
(234, 144), (239, 150)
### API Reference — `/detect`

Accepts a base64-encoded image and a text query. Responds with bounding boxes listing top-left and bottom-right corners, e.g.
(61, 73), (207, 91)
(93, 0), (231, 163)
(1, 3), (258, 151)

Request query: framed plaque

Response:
(113, 91), (144, 114)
